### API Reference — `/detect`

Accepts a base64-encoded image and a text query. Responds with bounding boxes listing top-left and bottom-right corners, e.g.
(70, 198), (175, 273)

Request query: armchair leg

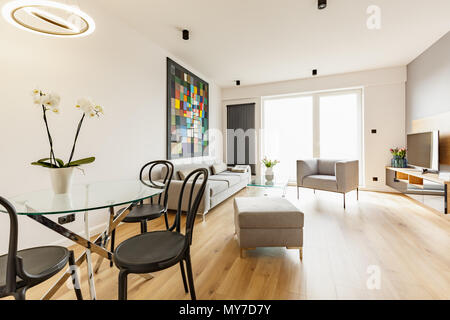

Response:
(343, 193), (346, 209)
(297, 187), (299, 199)
(357, 188), (359, 201)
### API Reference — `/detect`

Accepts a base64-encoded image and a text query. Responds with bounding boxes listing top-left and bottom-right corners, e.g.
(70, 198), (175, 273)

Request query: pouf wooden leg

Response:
(240, 248), (255, 258)
(287, 247), (303, 261)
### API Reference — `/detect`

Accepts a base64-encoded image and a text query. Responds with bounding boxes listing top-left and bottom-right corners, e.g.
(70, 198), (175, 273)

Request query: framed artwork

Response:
(167, 57), (209, 160)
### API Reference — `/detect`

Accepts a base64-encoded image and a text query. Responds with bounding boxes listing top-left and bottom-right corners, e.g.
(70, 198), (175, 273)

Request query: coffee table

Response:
(248, 175), (289, 197)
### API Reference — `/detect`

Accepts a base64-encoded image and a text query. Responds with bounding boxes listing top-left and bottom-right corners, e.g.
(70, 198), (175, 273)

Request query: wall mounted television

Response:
(407, 131), (440, 172)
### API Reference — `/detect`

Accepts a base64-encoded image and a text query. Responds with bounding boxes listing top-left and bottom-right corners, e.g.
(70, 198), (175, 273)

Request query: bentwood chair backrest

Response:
(0, 196), (19, 294)
(169, 168), (208, 245)
(139, 160), (174, 209)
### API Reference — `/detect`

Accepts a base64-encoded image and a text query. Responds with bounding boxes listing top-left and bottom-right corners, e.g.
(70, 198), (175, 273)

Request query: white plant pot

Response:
(265, 167), (274, 181)
(49, 167), (74, 194)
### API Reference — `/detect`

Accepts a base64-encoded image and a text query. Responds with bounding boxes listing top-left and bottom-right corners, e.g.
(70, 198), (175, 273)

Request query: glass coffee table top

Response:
(248, 176), (289, 188)
(6, 179), (163, 215)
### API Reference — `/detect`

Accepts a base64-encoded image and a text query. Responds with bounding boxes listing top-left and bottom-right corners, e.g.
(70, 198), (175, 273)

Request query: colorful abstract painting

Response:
(167, 58), (209, 159)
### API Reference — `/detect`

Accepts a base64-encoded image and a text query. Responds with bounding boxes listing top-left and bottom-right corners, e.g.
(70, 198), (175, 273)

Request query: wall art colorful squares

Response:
(167, 58), (209, 159)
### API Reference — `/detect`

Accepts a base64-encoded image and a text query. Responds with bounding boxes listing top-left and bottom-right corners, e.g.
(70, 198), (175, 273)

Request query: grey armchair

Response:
(296, 159), (359, 208)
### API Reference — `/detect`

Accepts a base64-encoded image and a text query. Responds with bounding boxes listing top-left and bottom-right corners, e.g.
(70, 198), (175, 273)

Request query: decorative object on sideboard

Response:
(31, 89), (104, 194)
(262, 157), (280, 182)
(2, 0), (96, 38)
(390, 147), (408, 168)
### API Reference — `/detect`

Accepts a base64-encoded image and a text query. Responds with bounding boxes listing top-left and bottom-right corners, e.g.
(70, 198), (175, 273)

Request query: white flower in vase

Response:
(42, 92), (61, 110)
(76, 98), (104, 118)
(30, 89), (104, 194)
(31, 88), (45, 105)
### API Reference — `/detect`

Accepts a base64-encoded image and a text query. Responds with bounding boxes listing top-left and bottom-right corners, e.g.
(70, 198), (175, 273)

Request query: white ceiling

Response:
(94, 0), (450, 88)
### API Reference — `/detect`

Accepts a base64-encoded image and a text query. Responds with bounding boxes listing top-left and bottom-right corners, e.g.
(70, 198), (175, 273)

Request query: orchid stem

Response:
(42, 105), (57, 168)
(67, 113), (85, 166)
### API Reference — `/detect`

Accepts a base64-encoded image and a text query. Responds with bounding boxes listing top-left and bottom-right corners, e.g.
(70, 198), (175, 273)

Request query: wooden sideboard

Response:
(386, 167), (449, 214)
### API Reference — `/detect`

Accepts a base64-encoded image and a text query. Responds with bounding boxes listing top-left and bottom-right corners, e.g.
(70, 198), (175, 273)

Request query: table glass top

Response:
(248, 176), (289, 188)
(4, 180), (163, 216)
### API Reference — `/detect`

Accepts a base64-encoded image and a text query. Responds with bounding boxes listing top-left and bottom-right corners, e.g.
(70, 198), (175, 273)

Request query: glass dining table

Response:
(5, 179), (164, 300)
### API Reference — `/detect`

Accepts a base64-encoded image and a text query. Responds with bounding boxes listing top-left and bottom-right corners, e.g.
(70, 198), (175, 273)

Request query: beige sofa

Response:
(155, 161), (251, 219)
(296, 159), (359, 208)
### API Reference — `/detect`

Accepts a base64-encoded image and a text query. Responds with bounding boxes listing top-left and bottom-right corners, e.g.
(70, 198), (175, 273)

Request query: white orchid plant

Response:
(31, 89), (104, 169)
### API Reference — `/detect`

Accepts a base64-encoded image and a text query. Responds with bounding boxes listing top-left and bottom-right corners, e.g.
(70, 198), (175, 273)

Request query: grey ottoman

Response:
(234, 197), (304, 260)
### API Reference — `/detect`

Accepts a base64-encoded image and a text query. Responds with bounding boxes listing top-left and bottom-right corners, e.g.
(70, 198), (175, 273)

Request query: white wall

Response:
(222, 67), (406, 191)
(0, 3), (222, 254)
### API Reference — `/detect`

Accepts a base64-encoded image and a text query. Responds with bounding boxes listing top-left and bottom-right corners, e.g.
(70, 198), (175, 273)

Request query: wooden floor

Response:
(5, 187), (450, 300)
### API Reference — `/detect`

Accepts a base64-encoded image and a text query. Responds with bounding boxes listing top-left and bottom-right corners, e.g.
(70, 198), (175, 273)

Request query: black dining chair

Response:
(0, 196), (82, 300)
(113, 168), (209, 300)
(109, 160), (174, 264)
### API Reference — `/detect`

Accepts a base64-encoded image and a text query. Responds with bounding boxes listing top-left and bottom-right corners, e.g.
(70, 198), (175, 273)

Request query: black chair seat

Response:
(0, 246), (69, 293)
(122, 204), (165, 223)
(114, 231), (186, 273)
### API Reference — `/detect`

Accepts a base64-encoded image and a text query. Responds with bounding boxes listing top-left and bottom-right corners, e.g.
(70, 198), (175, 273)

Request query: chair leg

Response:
(110, 230), (116, 267)
(164, 212), (169, 230)
(69, 251), (83, 300)
(179, 261), (189, 293)
(185, 255), (196, 300)
(14, 287), (27, 300)
(343, 193), (346, 209)
(297, 187), (299, 199)
(357, 188), (359, 201)
(118, 270), (129, 300)
(140, 220), (148, 234)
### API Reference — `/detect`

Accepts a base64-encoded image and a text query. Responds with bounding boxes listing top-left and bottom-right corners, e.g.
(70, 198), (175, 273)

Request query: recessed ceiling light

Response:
(2, 0), (95, 38)
(182, 29), (189, 40)
(318, 0), (327, 10)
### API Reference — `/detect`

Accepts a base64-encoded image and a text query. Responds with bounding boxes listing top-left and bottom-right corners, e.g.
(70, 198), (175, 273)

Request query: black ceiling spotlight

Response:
(236, 80), (241, 86)
(182, 29), (189, 40)
(312, 69), (318, 76)
(318, 0), (327, 10)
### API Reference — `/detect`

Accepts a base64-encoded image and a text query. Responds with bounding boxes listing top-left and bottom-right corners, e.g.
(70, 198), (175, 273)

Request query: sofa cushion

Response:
(178, 169), (193, 181)
(318, 159), (337, 176)
(217, 171), (248, 181)
(211, 162), (227, 175)
(234, 197), (304, 229)
(209, 175), (241, 187)
(209, 180), (228, 197)
(163, 162), (213, 180)
(303, 175), (337, 191)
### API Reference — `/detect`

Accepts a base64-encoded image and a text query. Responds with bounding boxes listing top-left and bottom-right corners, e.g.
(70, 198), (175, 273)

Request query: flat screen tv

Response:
(407, 131), (440, 171)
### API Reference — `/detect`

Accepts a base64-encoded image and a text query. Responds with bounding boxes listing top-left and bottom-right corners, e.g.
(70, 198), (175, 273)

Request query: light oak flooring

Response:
(4, 187), (450, 300)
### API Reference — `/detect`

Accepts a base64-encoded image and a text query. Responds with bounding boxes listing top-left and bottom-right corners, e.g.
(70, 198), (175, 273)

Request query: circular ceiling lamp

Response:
(2, 0), (95, 38)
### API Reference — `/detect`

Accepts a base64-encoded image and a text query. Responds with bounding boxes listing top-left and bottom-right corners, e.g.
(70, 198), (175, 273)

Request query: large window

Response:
(263, 96), (313, 179)
(262, 90), (363, 183)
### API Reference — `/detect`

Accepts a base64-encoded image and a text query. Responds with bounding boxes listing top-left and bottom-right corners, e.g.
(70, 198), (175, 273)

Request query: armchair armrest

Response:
(335, 160), (359, 193)
(297, 159), (318, 186)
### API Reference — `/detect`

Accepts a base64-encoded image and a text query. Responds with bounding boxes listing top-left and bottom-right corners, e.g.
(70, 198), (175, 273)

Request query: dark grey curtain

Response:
(226, 103), (256, 174)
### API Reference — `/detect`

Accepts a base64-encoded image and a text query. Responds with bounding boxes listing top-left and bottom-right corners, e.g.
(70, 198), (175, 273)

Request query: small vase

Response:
(265, 167), (274, 182)
(49, 167), (74, 194)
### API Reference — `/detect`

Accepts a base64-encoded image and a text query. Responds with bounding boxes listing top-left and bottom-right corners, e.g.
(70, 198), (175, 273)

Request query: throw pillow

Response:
(212, 162), (228, 175)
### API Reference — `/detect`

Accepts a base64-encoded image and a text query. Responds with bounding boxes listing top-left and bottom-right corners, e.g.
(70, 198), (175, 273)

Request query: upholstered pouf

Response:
(234, 197), (304, 260)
